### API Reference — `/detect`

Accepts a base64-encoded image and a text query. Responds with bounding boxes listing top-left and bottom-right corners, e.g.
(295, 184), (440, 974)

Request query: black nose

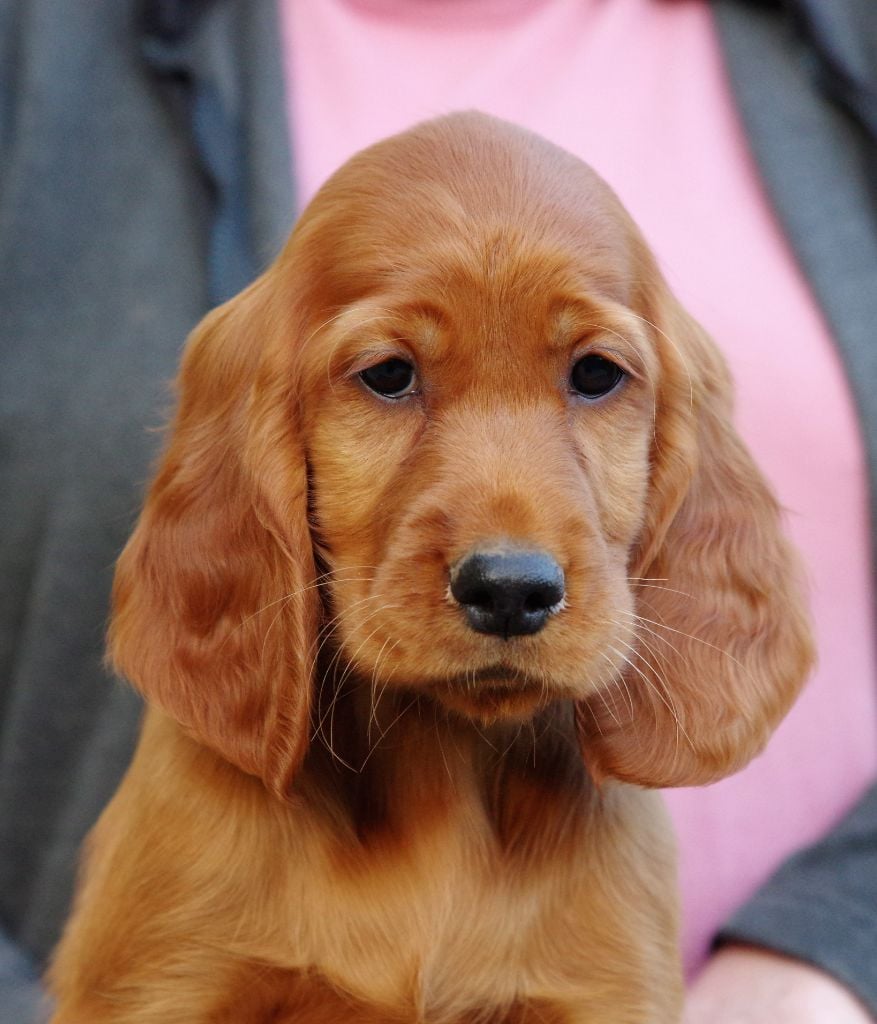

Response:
(450, 549), (565, 638)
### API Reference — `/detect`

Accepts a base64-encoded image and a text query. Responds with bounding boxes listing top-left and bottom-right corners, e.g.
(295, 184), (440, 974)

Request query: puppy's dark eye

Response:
(359, 358), (417, 399)
(570, 354), (625, 399)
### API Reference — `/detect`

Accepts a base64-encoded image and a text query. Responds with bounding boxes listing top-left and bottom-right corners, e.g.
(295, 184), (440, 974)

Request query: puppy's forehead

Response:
(287, 113), (642, 310)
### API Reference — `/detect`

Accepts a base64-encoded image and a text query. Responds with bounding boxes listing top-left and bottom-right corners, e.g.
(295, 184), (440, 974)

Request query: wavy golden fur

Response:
(48, 113), (813, 1023)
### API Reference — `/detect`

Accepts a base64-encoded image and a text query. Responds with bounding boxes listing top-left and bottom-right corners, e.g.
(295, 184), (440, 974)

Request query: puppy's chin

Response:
(435, 672), (548, 724)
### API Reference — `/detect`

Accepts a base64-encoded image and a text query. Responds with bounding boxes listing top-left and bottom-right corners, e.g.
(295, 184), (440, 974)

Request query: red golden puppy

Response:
(48, 113), (813, 1023)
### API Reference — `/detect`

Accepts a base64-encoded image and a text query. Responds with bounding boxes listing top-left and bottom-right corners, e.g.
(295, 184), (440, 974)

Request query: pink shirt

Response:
(280, 0), (877, 974)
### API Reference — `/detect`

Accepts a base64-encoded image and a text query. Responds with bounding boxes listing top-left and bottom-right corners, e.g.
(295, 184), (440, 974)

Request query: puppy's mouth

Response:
(434, 665), (548, 723)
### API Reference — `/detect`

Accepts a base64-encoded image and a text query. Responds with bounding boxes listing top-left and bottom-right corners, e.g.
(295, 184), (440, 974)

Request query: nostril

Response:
(523, 584), (562, 613)
(449, 561), (490, 608)
(450, 547), (565, 638)
(463, 586), (493, 610)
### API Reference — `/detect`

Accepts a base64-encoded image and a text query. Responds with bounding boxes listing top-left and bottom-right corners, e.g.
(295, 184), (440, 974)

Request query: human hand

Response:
(684, 945), (873, 1023)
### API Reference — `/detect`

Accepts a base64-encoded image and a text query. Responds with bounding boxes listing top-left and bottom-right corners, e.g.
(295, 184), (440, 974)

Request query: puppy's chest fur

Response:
(71, 708), (679, 1023)
(273, 700), (677, 1018)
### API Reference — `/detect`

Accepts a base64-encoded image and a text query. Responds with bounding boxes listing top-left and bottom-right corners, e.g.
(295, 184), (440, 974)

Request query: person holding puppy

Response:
(1, 1), (875, 1020)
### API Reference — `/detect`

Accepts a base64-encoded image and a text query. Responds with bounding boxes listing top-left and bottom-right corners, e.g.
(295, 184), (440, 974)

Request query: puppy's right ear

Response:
(577, 281), (813, 788)
(108, 279), (321, 799)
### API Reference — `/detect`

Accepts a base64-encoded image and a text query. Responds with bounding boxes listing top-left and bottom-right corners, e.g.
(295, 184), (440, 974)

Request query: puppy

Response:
(48, 112), (812, 1024)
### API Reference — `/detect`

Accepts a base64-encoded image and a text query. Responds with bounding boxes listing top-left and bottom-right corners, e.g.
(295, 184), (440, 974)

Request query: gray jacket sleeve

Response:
(711, 1), (877, 1014)
(0, 927), (48, 1023)
(718, 781), (877, 1014)
(0, 0), (291, 977)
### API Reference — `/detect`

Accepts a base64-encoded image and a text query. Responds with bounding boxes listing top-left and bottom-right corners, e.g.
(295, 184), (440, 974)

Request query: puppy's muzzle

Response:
(450, 547), (565, 639)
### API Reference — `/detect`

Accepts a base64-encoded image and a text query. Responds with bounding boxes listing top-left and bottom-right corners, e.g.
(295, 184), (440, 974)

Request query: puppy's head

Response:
(110, 113), (812, 797)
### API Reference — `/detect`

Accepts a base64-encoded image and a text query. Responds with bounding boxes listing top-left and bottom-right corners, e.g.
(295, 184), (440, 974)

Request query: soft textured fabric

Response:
(279, 0), (877, 974)
(0, 928), (46, 1023)
(719, 780), (877, 1012)
(712, 2), (877, 1009)
(0, 0), (293, 969)
(1, 0), (876, 1016)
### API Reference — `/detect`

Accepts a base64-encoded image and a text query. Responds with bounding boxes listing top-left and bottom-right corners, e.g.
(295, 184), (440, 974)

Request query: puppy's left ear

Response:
(578, 279), (814, 788)
(108, 278), (321, 799)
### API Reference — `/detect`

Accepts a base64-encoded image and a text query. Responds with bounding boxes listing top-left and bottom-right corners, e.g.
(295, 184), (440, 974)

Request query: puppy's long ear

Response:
(578, 278), (814, 788)
(108, 278), (320, 798)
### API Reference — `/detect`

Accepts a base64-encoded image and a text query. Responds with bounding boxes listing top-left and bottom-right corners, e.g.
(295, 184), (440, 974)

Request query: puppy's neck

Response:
(300, 677), (596, 857)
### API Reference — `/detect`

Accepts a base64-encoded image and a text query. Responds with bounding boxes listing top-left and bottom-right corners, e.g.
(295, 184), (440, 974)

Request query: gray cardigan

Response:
(1, 0), (875, 1016)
